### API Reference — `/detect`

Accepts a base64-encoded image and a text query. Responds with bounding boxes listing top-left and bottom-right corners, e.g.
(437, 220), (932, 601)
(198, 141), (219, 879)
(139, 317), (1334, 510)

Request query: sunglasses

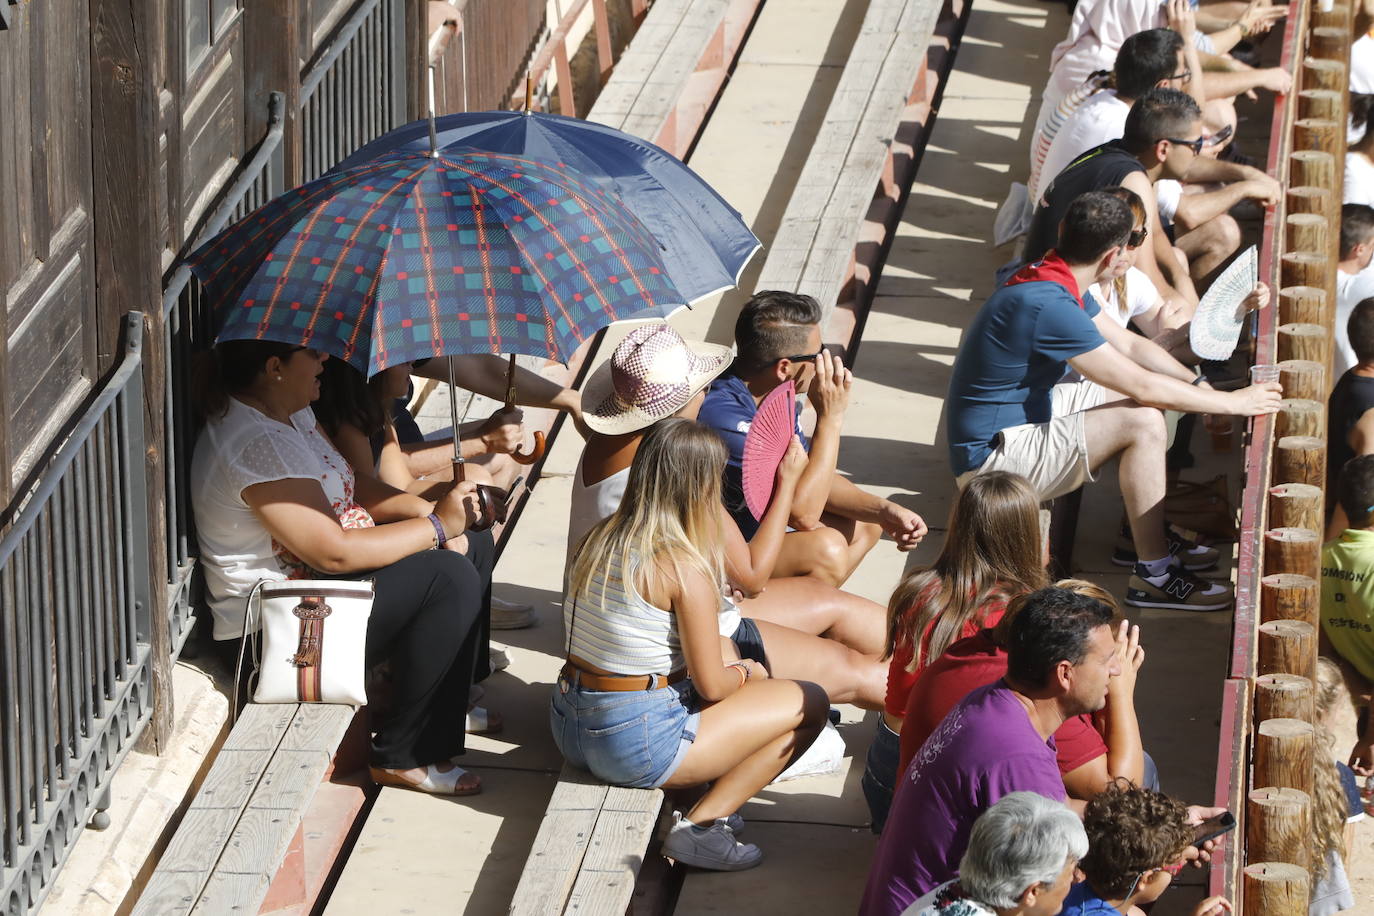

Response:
(1165, 135), (1207, 155)
(779, 348), (825, 364)
(1167, 67), (1192, 82)
(1204, 124), (1235, 147)
(1128, 224), (1149, 249)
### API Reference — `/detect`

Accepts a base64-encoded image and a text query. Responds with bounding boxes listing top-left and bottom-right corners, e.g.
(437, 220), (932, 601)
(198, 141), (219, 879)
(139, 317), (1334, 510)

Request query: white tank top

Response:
(564, 554), (683, 675)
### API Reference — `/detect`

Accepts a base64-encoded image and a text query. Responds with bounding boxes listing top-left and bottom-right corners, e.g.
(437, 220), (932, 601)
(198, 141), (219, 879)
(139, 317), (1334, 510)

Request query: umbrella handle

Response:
(512, 430), (544, 465)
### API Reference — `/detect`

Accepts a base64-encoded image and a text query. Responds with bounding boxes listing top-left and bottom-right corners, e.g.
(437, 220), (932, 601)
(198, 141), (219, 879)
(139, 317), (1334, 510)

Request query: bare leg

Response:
(1083, 400), (1170, 561)
(751, 618), (886, 709)
(738, 576), (887, 656)
(1176, 214), (1242, 281)
(769, 516), (881, 585)
(662, 679), (829, 823)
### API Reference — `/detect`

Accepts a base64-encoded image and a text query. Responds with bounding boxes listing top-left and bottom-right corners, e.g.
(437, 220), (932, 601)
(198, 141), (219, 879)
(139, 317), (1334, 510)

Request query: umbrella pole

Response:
(525, 73), (533, 113)
(426, 65), (438, 157)
(447, 355), (470, 483)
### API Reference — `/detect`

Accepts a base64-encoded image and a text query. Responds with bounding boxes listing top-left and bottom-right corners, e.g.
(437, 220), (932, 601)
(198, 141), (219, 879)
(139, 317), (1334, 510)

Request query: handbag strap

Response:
(233, 579), (268, 726)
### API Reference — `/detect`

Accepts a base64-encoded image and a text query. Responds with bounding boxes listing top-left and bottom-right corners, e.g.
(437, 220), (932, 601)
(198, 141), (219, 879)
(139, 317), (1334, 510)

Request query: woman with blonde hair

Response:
(862, 471), (1048, 831)
(554, 418), (829, 871)
(1310, 657), (1360, 914)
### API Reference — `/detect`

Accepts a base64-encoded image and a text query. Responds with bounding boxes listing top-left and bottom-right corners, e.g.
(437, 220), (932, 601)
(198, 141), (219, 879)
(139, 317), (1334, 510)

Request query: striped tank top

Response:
(564, 554), (684, 676)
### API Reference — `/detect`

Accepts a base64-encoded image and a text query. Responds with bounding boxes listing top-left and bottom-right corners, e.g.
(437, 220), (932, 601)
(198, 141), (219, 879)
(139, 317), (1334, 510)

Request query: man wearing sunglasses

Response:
(698, 290), (929, 587)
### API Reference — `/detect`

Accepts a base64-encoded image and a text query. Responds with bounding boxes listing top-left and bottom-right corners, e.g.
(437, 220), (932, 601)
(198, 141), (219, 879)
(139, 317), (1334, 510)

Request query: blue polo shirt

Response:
(697, 373), (807, 540)
(945, 257), (1106, 476)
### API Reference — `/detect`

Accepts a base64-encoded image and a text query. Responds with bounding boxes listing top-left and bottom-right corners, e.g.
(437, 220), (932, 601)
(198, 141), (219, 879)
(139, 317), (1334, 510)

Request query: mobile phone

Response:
(1193, 811), (1236, 846)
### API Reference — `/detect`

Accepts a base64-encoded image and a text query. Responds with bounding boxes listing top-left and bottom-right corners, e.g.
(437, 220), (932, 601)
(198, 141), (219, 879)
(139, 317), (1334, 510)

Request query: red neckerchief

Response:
(1004, 250), (1085, 308)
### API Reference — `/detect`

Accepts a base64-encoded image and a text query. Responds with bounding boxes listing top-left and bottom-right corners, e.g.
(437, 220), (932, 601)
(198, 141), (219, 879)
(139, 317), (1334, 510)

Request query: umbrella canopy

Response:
(335, 110), (760, 304)
(187, 149), (686, 375)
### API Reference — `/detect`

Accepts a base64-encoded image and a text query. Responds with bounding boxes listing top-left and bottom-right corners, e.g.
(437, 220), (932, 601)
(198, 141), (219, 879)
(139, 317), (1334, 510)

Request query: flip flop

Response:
(370, 763), (482, 796)
(466, 705), (504, 735)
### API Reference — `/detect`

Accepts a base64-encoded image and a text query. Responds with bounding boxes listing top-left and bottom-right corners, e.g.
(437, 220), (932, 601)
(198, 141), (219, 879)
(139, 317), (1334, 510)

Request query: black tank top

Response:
(1328, 370), (1374, 492)
(1024, 141), (1146, 265)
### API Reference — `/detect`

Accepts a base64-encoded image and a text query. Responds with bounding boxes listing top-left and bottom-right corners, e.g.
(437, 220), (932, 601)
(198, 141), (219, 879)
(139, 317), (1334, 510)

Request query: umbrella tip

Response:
(524, 73), (534, 114)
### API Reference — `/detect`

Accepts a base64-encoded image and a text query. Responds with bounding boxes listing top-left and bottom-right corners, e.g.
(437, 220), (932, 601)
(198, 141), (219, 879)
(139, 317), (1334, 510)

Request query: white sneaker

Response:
(490, 596), (536, 629)
(489, 645), (511, 672)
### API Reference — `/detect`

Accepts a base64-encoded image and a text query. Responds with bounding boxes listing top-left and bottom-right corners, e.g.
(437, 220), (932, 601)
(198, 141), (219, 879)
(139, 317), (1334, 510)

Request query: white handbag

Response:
(236, 578), (375, 707)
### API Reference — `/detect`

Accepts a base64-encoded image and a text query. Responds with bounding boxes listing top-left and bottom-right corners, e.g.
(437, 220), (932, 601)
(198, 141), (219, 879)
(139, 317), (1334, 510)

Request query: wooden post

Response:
(1255, 718), (1316, 793)
(1278, 360), (1326, 402)
(1285, 212), (1328, 254)
(1243, 863), (1310, 916)
(1266, 485), (1324, 533)
(591, 0), (614, 84)
(1277, 323), (1328, 363)
(1273, 436), (1327, 490)
(1258, 620), (1317, 680)
(1302, 57), (1347, 94)
(243, 0), (301, 185)
(1259, 573), (1321, 627)
(1278, 286), (1327, 326)
(1311, 2), (1351, 29)
(1310, 26), (1349, 61)
(90, 0), (175, 750)
(1285, 186), (1334, 220)
(1298, 89), (1342, 122)
(1275, 399), (1325, 440)
(1293, 118), (1340, 158)
(1263, 528), (1322, 577)
(1255, 673), (1316, 723)
(1280, 252), (1334, 317)
(1246, 788), (1313, 870)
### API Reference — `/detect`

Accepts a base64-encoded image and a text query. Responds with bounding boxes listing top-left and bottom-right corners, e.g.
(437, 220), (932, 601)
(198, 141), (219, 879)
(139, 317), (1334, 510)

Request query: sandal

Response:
(370, 763), (482, 796)
(466, 705), (504, 735)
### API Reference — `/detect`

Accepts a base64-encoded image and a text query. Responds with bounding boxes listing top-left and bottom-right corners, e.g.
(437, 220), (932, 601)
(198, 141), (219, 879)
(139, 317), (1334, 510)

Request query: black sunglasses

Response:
(1167, 67), (1192, 82)
(1165, 136), (1206, 155)
(1128, 225), (1148, 249)
(778, 348), (825, 364)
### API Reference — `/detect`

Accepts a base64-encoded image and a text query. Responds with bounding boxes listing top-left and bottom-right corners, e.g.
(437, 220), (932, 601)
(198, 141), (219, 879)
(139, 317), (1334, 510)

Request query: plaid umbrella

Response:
(186, 149), (687, 376)
(335, 110), (760, 304)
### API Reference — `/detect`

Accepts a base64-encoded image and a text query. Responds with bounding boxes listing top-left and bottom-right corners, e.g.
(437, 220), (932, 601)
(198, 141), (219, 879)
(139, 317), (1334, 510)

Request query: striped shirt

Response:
(564, 554), (684, 675)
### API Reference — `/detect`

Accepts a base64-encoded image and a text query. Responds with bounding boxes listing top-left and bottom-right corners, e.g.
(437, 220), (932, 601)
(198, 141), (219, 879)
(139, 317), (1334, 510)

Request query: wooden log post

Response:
(1278, 286), (1326, 326)
(1255, 673), (1316, 723)
(1280, 253), (1335, 327)
(1258, 619), (1317, 680)
(1310, 2), (1350, 30)
(1285, 212), (1328, 254)
(1284, 187), (1334, 221)
(1267, 484), (1324, 533)
(1263, 528), (1322, 577)
(1273, 436), (1326, 490)
(1278, 360), (1326, 402)
(1246, 788), (1313, 871)
(1260, 573), (1321, 627)
(1275, 399), (1326, 440)
(1243, 863), (1310, 916)
(1297, 89), (1342, 123)
(1255, 718), (1316, 793)
(1310, 26), (1349, 61)
(1293, 118), (1340, 158)
(1302, 57), (1346, 94)
(1277, 322), (1328, 363)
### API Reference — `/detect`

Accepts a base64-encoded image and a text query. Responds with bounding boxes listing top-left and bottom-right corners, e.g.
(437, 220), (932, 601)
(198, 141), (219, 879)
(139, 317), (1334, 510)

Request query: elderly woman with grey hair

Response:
(900, 793), (1088, 916)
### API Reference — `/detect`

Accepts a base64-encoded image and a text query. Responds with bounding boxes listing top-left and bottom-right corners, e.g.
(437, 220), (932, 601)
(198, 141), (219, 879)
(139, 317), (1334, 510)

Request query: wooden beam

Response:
(243, 0), (301, 187)
(89, 0), (174, 749)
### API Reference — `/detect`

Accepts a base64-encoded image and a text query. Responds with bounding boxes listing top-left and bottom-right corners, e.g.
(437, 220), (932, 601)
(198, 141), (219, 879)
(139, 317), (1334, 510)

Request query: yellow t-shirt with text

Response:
(1320, 529), (1374, 682)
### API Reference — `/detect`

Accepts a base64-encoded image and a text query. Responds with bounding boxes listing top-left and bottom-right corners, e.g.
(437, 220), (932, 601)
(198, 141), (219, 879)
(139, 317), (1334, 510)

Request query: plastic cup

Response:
(1250, 365), (1281, 385)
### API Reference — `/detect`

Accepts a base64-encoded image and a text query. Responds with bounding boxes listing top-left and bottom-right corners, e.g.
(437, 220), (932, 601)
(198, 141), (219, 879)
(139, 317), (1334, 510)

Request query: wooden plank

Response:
(276, 703), (356, 753)
(509, 765), (611, 916)
(564, 806), (663, 913)
(189, 870), (271, 914)
(188, 747), (279, 812)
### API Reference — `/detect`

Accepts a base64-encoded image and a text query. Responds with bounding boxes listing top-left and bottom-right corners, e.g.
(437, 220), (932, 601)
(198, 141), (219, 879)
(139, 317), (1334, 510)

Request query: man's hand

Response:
(879, 501), (928, 551)
(1181, 805), (1227, 867)
(1239, 177), (1281, 208)
(1168, 0), (1197, 44)
(1191, 896), (1233, 916)
(807, 350), (853, 420)
(1108, 620), (1145, 700)
(1225, 382), (1282, 416)
(1256, 67), (1292, 95)
(1238, 0), (1286, 38)
(1350, 730), (1374, 775)
(478, 407), (525, 454)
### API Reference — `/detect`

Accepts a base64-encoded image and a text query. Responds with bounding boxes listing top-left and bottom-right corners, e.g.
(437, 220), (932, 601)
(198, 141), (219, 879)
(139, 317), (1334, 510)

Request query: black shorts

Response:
(730, 618), (769, 670)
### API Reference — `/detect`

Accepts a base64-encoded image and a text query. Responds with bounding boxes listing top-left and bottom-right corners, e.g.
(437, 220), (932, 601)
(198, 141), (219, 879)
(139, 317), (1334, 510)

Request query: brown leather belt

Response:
(560, 660), (687, 692)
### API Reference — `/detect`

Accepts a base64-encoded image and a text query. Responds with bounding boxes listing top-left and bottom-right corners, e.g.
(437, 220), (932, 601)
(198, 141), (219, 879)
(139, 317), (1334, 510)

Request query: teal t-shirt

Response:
(1320, 529), (1374, 681)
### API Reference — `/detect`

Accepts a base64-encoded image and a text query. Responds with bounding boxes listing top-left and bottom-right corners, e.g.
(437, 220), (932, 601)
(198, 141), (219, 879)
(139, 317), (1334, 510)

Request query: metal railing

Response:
(161, 93), (287, 659)
(0, 313), (153, 915)
(299, 0), (408, 183)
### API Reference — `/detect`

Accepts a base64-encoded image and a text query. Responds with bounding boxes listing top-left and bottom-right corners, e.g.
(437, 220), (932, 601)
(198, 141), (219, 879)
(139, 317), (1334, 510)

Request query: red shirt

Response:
(898, 629), (1107, 776)
(884, 588), (1009, 717)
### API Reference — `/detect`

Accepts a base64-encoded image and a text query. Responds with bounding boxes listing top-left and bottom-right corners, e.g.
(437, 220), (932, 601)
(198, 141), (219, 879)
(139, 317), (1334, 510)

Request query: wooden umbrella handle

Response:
(506, 353), (546, 464)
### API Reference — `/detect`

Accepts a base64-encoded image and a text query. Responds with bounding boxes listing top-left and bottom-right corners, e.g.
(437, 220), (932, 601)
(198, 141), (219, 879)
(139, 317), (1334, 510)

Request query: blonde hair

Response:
(885, 472), (1047, 668)
(1099, 187), (1148, 317)
(566, 418), (727, 616)
(1310, 656), (1352, 883)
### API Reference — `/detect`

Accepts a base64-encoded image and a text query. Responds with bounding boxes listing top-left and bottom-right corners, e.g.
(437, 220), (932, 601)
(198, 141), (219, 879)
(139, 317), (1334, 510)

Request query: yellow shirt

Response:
(1320, 529), (1374, 682)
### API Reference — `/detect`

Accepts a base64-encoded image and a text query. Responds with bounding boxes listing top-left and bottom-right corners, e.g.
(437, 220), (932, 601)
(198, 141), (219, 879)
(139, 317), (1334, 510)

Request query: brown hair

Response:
(1100, 186), (1148, 317)
(1080, 780), (1194, 899)
(992, 578), (1120, 647)
(884, 472), (1047, 668)
(192, 340), (304, 420)
(1310, 656), (1352, 882)
(312, 358), (388, 439)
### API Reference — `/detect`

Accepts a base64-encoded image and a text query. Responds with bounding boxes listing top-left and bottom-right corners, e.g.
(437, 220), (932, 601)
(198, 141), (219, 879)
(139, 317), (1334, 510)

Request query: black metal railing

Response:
(0, 314), (153, 915)
(161, 93), (288, 659)
(299, 0), (408, 183)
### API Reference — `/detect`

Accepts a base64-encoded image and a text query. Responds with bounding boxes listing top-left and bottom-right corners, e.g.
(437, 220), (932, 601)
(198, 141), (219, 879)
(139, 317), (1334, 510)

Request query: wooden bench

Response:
(587, 0), (762, 156)
(132, 704), (369, 915)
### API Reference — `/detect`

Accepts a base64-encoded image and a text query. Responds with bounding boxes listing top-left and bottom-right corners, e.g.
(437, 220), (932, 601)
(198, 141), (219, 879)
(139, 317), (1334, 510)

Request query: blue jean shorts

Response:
(549, 675), (702, 789)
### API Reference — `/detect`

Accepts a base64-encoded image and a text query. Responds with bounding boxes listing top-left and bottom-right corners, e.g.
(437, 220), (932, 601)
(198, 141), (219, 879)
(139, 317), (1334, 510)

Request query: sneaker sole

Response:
(1124, 591), (1232, 612)
(663, 850), (763, 872)
(1111, 555), (1219, 572)
(490, 613), (537, 630)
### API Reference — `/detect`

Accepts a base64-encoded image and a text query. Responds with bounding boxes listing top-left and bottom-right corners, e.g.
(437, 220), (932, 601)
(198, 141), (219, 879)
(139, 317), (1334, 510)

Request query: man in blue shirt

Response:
(698, 291), (929, 586)
(947, 191), (1280, 610)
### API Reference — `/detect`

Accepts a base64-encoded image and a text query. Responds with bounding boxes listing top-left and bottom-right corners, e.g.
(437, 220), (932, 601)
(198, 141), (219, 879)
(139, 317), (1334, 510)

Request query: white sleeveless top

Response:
(565, 456), (742, 638)
(564, 554), (684, 675)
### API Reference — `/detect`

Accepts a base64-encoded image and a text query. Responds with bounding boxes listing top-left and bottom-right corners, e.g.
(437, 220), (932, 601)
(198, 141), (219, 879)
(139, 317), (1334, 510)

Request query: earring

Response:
(276, 375), (283, 381)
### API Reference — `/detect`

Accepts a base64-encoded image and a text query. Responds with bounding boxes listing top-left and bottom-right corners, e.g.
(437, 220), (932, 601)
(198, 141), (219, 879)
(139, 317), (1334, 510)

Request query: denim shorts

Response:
(730, 618), (769, 669)
(549, 675), (702, 789)
(861, 719), (901, 834)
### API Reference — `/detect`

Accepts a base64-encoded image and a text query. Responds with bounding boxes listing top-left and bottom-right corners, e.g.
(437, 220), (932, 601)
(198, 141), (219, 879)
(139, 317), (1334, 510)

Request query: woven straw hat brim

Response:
(581, 338), (733, 435)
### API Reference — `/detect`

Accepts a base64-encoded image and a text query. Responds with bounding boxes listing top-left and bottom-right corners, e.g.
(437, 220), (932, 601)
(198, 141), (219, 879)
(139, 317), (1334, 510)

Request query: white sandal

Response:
(466, 705), (503, 735)
(370, 763), (482, 796)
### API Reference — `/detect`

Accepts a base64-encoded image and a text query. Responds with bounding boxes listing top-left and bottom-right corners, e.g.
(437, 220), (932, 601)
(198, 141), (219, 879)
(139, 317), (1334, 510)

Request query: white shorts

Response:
(956, 381), (1109, 500)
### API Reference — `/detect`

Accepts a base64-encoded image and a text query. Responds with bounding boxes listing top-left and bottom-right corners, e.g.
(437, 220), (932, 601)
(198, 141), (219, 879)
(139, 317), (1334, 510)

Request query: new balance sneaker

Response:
(490, 596), (537, 630)
(1125, 563), (1233, 611)
(1112, 525), (1220, 571)
(662, 811), (762, 871)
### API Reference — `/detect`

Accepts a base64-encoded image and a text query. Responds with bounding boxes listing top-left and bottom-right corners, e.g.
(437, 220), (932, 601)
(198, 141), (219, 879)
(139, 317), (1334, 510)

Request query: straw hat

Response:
(581, 323), (733, 435)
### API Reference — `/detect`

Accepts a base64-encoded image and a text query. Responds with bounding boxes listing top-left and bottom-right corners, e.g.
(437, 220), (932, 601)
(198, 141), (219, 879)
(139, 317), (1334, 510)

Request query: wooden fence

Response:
(1213, 0), (1353, 910)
